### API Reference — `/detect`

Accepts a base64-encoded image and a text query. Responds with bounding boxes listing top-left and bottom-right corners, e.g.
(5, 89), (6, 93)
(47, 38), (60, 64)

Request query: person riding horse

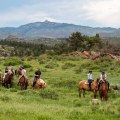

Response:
(2, 67), (14, 88)
(33, 68), (41, 87)
(8, 64), (14, 75)
(18, 66), (28, 90)
(87, 71), (93, 90)
(3, 67), (9, 81)
(19, 66), (27, 81)
(18, 64), (23, 75)
(98, 71), (109, 90)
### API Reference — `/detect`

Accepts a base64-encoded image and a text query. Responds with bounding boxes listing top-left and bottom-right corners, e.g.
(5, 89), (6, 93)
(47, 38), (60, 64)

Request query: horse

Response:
(2, 70), (14, 88)
(18, 76), (28, 90)
(79, 79), (99, 98)
(30, 78), (47, 89)
(99, 80), (108, 101)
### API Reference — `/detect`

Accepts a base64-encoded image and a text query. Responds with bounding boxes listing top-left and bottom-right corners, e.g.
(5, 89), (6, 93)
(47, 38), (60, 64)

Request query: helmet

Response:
(102, 71), (105, 74)
(89, 71), (92, 73)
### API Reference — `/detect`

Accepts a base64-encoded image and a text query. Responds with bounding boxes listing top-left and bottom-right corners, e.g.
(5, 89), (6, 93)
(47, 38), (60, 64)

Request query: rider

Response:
(18, 64), (23, 75)
(98, 71), (109, 90)
(8, 64), (14, 73)
(33, 68), (41, 87)
(3, 67), (9, 81)
(87, 71), (93, 90)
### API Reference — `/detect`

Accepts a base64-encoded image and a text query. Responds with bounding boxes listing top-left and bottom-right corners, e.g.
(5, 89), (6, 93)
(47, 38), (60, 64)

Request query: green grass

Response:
(0, 54), (120, 120)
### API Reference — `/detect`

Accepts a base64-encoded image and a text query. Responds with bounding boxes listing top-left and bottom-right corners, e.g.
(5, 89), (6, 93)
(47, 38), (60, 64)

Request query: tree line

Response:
(0, 32), (119, 57)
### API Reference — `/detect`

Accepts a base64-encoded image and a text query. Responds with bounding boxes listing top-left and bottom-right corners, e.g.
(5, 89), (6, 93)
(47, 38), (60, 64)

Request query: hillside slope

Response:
(0, 20), (117, 39)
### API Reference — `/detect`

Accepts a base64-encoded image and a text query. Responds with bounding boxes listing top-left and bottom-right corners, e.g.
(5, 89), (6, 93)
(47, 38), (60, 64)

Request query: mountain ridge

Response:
(0, 21), (119, 39)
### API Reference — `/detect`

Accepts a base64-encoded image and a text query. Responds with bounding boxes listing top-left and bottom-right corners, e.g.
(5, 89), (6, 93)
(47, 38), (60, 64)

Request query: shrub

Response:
(4, 58), (23, 66)
(23, 63), (32, 68)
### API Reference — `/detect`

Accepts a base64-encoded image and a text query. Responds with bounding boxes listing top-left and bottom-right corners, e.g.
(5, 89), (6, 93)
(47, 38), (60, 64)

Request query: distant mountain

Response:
(0, 20), (119, 39)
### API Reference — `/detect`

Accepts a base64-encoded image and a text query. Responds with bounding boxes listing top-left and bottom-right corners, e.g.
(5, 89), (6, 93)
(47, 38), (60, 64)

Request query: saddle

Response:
(85, 81), (93, 85)
(85, 82), (89, 85)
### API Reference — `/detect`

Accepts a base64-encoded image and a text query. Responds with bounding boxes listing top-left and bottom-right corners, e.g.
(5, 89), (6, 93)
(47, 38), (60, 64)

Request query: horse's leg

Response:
(104, 92), (108, 101)
(83, 89), (85, 97)
(93, 90), (97, 98)
(6, 83), (8, 88)
(25, 82), (28, 90)
(100, 92), (103, 100)
(79, 88), (81, 97)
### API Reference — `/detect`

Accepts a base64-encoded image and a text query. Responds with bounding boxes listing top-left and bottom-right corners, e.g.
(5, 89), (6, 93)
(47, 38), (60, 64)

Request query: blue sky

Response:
(0, 0), (120, 28)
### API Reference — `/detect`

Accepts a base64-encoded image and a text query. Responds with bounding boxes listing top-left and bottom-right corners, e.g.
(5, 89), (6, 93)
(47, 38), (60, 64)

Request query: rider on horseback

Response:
(98, 71), (109, 90)
(3, 67), (8, 81)
(20, 66), (27, 78)
(18, 64), (23, 75)
(8, 64), (14, 74)
(33, 68), (41, 87)
(87, 71), (93, 90)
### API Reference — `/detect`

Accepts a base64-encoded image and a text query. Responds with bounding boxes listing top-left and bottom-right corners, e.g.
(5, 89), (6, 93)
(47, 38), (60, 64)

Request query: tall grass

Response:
(0, 54), (120, 120)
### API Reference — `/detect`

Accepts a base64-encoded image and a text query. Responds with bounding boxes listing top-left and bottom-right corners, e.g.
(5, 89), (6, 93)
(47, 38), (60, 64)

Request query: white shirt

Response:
(87, 73), (93, 80)
(21, 69), (26, 76)
(100, 74), (107, 80)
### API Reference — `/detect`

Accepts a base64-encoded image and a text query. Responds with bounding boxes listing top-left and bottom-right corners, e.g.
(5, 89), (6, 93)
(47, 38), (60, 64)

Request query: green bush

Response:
(23, 63), (32, 68)
(4, 58), (23, 66)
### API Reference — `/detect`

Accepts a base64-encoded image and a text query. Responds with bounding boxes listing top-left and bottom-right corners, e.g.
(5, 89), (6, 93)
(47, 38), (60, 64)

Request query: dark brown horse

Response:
(2, 70), (14, 88)
(99, 80), (108, 101)
(18, 76), (28, 90)
(79, 79), (99, 98)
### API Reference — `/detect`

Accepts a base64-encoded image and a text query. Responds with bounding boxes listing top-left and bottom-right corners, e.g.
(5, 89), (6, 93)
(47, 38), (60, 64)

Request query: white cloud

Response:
(0, 0), (120, 27)
(82, 0), (120, 27)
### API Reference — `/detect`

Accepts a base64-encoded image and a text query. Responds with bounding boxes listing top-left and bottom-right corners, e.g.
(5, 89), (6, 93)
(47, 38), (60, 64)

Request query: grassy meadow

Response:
(0, 54), (120, 120)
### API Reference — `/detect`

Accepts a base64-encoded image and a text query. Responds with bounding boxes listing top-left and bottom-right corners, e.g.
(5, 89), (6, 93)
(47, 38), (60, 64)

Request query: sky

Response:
(0, 0), (120, 28)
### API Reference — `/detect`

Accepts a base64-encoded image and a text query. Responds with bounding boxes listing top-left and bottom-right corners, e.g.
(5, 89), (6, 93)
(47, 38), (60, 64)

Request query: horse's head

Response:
(93, 78), (99, 84)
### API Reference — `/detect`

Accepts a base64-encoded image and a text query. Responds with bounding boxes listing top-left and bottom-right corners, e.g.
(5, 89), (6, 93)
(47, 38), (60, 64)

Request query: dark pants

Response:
(88, 79), (92, 89)
(33, 77), (38, 87)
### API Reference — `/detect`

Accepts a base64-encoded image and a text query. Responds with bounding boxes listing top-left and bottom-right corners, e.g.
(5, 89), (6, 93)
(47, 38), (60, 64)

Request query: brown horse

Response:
(30, 78), (47, 89)
(2, 70), (14, 88)
(79, 79), (99, 98)
(99, 80), (108, 101)
(18, 76), (28, 90)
